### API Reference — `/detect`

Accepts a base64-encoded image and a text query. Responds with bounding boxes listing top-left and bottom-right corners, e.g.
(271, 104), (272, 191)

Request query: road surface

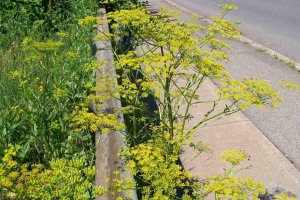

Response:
(169, 0), (300, 63)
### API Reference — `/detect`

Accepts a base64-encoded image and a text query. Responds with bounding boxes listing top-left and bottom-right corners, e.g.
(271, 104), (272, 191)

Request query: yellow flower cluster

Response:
(56, 31), (69, 38)
(78, 16), (99, 25)
(0, 145), (20, 192)
(107, 9), (150, 26)
(22, 39), (64, 53)
(124, 143), (191, 199)
(65, 51), (78, 59)
(115, 51), (143, 71)
(218, 78), (283, 110)
(204, 176), (265, 199)
(0, 145), (102, 199)
(32, 40), (64, 52)
(93, 33), (114, 41)
(280, 80), (300, 91)
(219, 4), (239, 11)
(107, 171), (136, 198)
(201, 149), (266, 199)
(70, 107), (125, 134)
(217, 149), (248, 166)
(117, 79), (139, 100)
(8, 70), (22, 79)
(209, 17), (240, 39)
(275, 192), (297, 200)
(194, 57), (227, 78)
(84, 60), (105, 72)
(53, 88), (68, 98)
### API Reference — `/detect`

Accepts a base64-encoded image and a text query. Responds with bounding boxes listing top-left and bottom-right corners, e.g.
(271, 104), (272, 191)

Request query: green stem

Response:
(181, 75), (206, 134)
(188, 108), (239, 135)
(161, 47), (174, 139)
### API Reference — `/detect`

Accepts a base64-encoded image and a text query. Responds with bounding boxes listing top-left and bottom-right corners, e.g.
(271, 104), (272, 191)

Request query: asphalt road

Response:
(153, 0), (300, 169)
(170, 0), (300, 63)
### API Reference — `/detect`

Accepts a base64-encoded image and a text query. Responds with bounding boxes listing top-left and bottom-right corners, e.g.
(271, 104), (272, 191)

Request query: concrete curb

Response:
(95, 8), (137, 200)
(162, 0), (300, 72)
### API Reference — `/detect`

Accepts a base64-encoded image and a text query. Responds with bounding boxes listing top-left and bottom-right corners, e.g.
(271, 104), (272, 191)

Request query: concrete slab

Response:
(180, 79), (300, 197)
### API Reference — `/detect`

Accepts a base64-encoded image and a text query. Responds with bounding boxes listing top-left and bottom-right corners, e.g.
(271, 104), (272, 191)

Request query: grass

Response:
(0, 0), (97, 163)
(256, 47), (267, 52)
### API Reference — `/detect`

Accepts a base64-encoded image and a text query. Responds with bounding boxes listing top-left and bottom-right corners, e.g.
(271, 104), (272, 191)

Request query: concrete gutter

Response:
(94, 7), (137, 200)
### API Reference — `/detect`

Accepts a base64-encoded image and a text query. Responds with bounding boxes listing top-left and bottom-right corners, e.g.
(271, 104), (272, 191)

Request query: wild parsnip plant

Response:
(0, 144), (103, 199)
(86, 5), (298, 199)
(1, 0), (299, 199)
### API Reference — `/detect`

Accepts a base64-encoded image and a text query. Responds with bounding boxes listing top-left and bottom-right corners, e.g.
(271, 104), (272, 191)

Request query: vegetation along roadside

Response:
(0, 0), (299, 199)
